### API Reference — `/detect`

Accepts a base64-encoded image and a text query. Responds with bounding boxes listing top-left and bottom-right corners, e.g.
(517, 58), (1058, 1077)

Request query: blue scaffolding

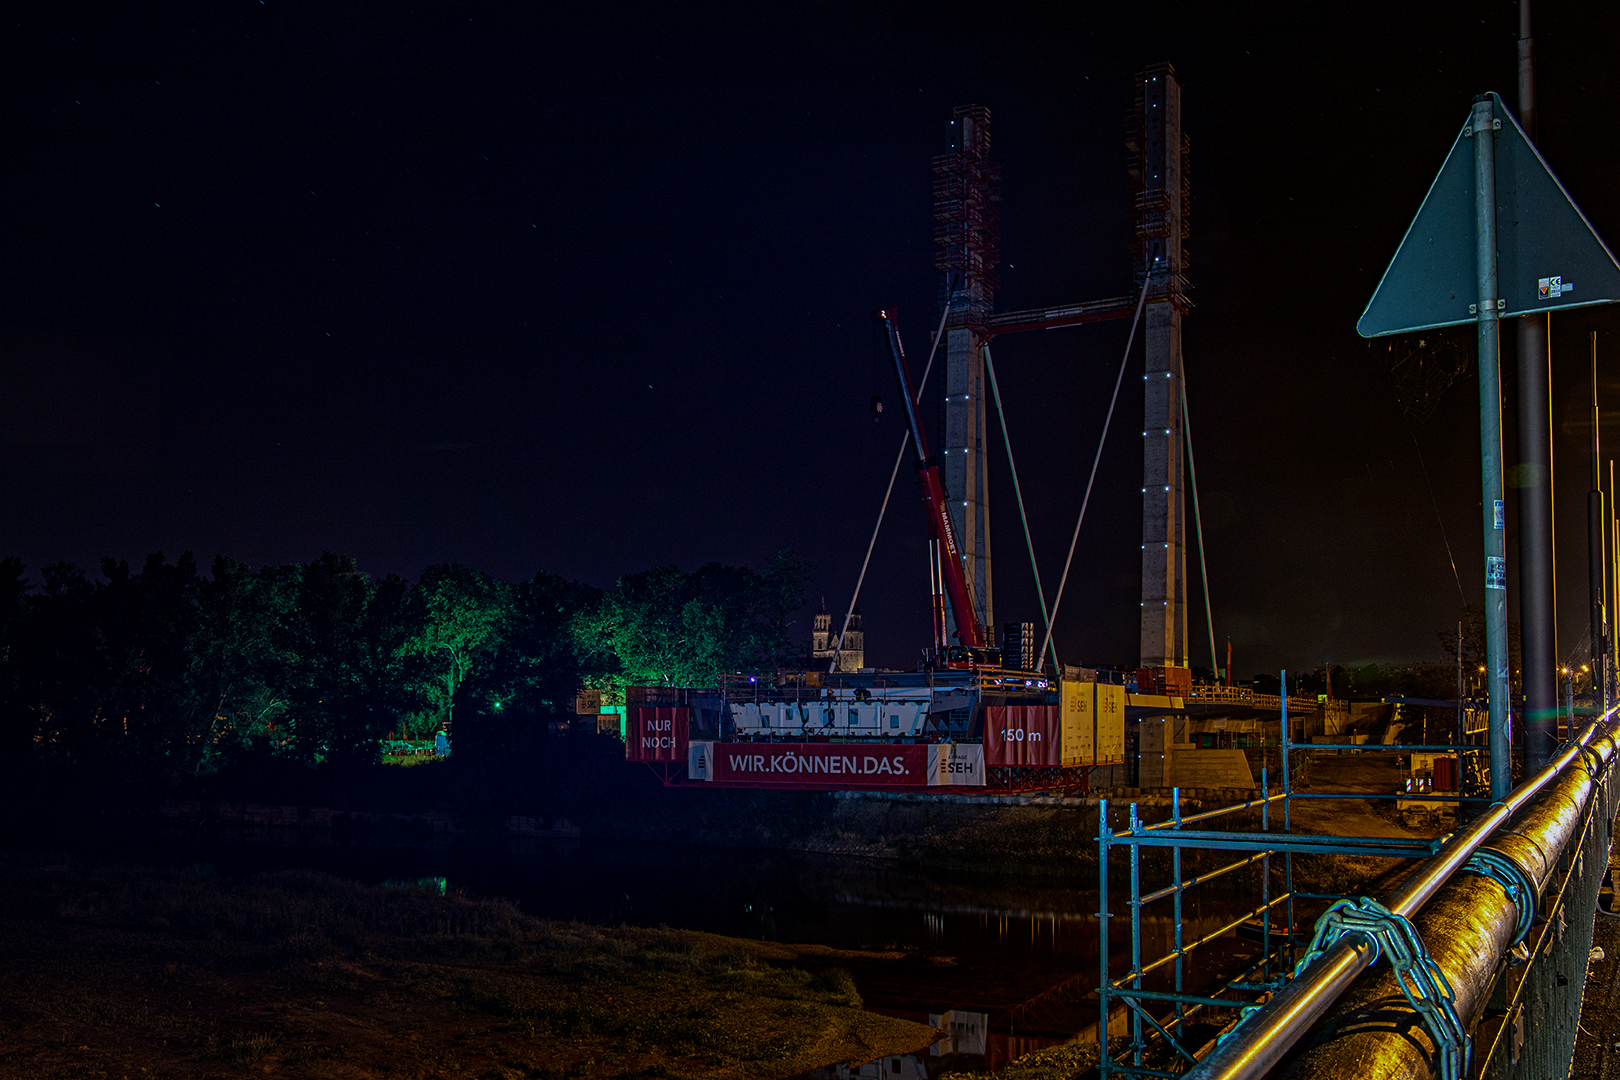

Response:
(1095, 676), (1492, 1080)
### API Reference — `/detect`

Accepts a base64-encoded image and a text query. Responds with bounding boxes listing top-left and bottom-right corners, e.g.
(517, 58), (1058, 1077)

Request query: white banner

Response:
(927, 742), (985, 786)
(687, 741), (713, 781)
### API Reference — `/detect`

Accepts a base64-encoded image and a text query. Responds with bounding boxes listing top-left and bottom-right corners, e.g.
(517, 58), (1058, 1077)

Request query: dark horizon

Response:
(5, 3), (1620, 677)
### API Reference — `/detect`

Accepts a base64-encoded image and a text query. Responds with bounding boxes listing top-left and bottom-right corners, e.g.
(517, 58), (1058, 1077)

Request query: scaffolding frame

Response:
(1097, 676), (1493, 1080)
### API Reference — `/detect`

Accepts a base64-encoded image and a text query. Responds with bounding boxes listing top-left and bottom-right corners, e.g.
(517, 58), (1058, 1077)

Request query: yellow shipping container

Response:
(1096, 683), (1126, 762)
(1060, 680), (1095, 766)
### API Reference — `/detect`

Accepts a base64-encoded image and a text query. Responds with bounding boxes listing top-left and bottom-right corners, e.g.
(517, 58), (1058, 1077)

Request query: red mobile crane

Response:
(878, 310), (993, 659)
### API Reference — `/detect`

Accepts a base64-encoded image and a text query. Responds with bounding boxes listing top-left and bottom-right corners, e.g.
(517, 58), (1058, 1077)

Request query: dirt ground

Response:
(1289, 750), (1447, 840)
(0, 857), (938, 1080)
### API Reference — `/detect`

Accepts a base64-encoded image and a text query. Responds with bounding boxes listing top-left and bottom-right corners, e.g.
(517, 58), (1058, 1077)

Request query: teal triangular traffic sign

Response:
(1358, 92), (1620, 338)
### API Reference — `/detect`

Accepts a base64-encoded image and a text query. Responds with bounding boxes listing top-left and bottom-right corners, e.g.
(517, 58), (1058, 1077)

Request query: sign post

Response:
(1467, 97), (1511, 801)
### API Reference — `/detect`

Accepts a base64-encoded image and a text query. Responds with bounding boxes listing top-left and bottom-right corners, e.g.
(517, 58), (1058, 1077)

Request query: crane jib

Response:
(925, 473), (963, 561)
(878, 307), (986, 649)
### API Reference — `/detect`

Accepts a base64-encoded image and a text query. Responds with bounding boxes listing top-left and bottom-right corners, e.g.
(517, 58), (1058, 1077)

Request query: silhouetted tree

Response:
(258, 553), (414, 768)
(481, 570), (605, 719)
(578, 552), (812, 687)
(1438, 604), (1522, 696)
(396, 564), (512, 738)
(0, 557), (33, 778)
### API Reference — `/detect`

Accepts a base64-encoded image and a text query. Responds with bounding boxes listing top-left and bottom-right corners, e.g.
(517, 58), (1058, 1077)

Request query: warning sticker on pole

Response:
(1493, 499), (1504, 529)
(1486, 556), (1507, 590)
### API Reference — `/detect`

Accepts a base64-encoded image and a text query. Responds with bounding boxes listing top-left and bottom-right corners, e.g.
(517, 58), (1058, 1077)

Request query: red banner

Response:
(626, 707), (688, 761)
(711, 742), (928, 788)
(984, 706), (1061, 766)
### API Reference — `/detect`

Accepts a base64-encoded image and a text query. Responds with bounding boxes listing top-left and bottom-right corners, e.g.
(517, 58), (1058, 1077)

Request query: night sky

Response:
(5, 3), (1620, 677)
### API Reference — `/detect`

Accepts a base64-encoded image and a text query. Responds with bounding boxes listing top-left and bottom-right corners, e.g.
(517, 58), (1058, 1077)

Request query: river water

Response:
(30, 826), (1273, 1077)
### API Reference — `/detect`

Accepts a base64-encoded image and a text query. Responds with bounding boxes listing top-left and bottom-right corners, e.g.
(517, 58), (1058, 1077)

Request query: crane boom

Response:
(879, 310), (988, 650)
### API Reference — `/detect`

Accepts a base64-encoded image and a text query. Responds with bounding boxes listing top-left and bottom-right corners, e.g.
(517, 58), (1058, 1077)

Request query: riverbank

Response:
(0, 854), (937, 1079)
(24, 732), (1440, 887)
(136, 791), (1413, 898)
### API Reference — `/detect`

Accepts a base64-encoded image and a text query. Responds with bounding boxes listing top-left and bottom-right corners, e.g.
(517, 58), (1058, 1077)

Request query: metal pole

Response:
(1129, 801), (1143, 1069)
(1612, 460), (1619, 703)
(1470, 96), (1511, 802)
(1591, 335), (1608, 710)
(1520, 14), (1544, 727)
(1280, 668), (1288, 802)
(1516, 0), (1559, 774)
(1172, 787), (1184, 1040)
(1518, 0), (1535, 138)
(1280, 672), (1291, 832)
(1567, 667), (1576, 739)
(1098, 798), (1112, 1080)
(1518, 326), (1557, 768)
(1260, 766), (1270, 983)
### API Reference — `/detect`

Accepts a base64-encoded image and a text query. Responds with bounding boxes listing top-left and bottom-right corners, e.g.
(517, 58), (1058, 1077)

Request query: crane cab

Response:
(934, 645), (1004, 671)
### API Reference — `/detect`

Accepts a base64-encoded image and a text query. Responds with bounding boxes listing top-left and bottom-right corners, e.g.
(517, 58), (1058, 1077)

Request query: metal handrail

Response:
(1181, 706), (1620, 1080)
(1122, 791), (1287, 834)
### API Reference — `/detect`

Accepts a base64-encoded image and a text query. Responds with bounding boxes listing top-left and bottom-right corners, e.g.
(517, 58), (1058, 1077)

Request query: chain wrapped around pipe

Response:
(1286, 898), (1469, 1080)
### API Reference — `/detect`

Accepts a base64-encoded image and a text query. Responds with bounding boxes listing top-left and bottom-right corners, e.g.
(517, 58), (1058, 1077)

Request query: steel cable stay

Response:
(1039, 261), (1157, 671)
(983, 342), (1059, 672)
(829, 282), (958, 673)
(1183, 377), (1219, 678)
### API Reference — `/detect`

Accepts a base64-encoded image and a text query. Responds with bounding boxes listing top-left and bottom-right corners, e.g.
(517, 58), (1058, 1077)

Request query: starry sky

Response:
(4, 2), (1620, 676)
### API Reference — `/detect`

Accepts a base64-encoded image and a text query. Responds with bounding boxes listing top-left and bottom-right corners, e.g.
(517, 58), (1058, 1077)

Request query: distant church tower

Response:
(810, 598), (864, 672)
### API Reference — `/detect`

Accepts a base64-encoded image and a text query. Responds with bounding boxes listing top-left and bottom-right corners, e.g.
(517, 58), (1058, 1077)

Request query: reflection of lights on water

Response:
(924, 912), (945, 940)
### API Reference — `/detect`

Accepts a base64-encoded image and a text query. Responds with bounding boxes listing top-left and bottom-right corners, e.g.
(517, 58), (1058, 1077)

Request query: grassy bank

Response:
(942, 1041), (1101, 1080)
(0, 855), (936, 1079)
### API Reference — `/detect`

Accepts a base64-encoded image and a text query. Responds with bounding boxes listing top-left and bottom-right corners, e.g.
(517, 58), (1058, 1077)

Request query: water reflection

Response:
(24, 826), (1265, 1075)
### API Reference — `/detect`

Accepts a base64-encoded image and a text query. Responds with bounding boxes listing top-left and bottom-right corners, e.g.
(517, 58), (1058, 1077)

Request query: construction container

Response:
(626, 706), (688, 761)
(1096, 683), (1127, 762)
(1060, 679), (1097, 765)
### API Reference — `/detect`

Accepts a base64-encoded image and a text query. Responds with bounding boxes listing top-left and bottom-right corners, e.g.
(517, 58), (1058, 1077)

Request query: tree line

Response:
(0, 550), (809, 790)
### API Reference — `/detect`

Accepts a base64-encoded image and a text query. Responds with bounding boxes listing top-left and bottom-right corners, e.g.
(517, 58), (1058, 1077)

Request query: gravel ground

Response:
(1572, 856), (1620, 1080)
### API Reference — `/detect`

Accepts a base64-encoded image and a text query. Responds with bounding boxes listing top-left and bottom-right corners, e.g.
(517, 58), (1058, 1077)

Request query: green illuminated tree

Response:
(183, 555), (296, 773)
(398, 564), (512, 737)
(580, 552), (811, 688)
(481, 570), (605, 718)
